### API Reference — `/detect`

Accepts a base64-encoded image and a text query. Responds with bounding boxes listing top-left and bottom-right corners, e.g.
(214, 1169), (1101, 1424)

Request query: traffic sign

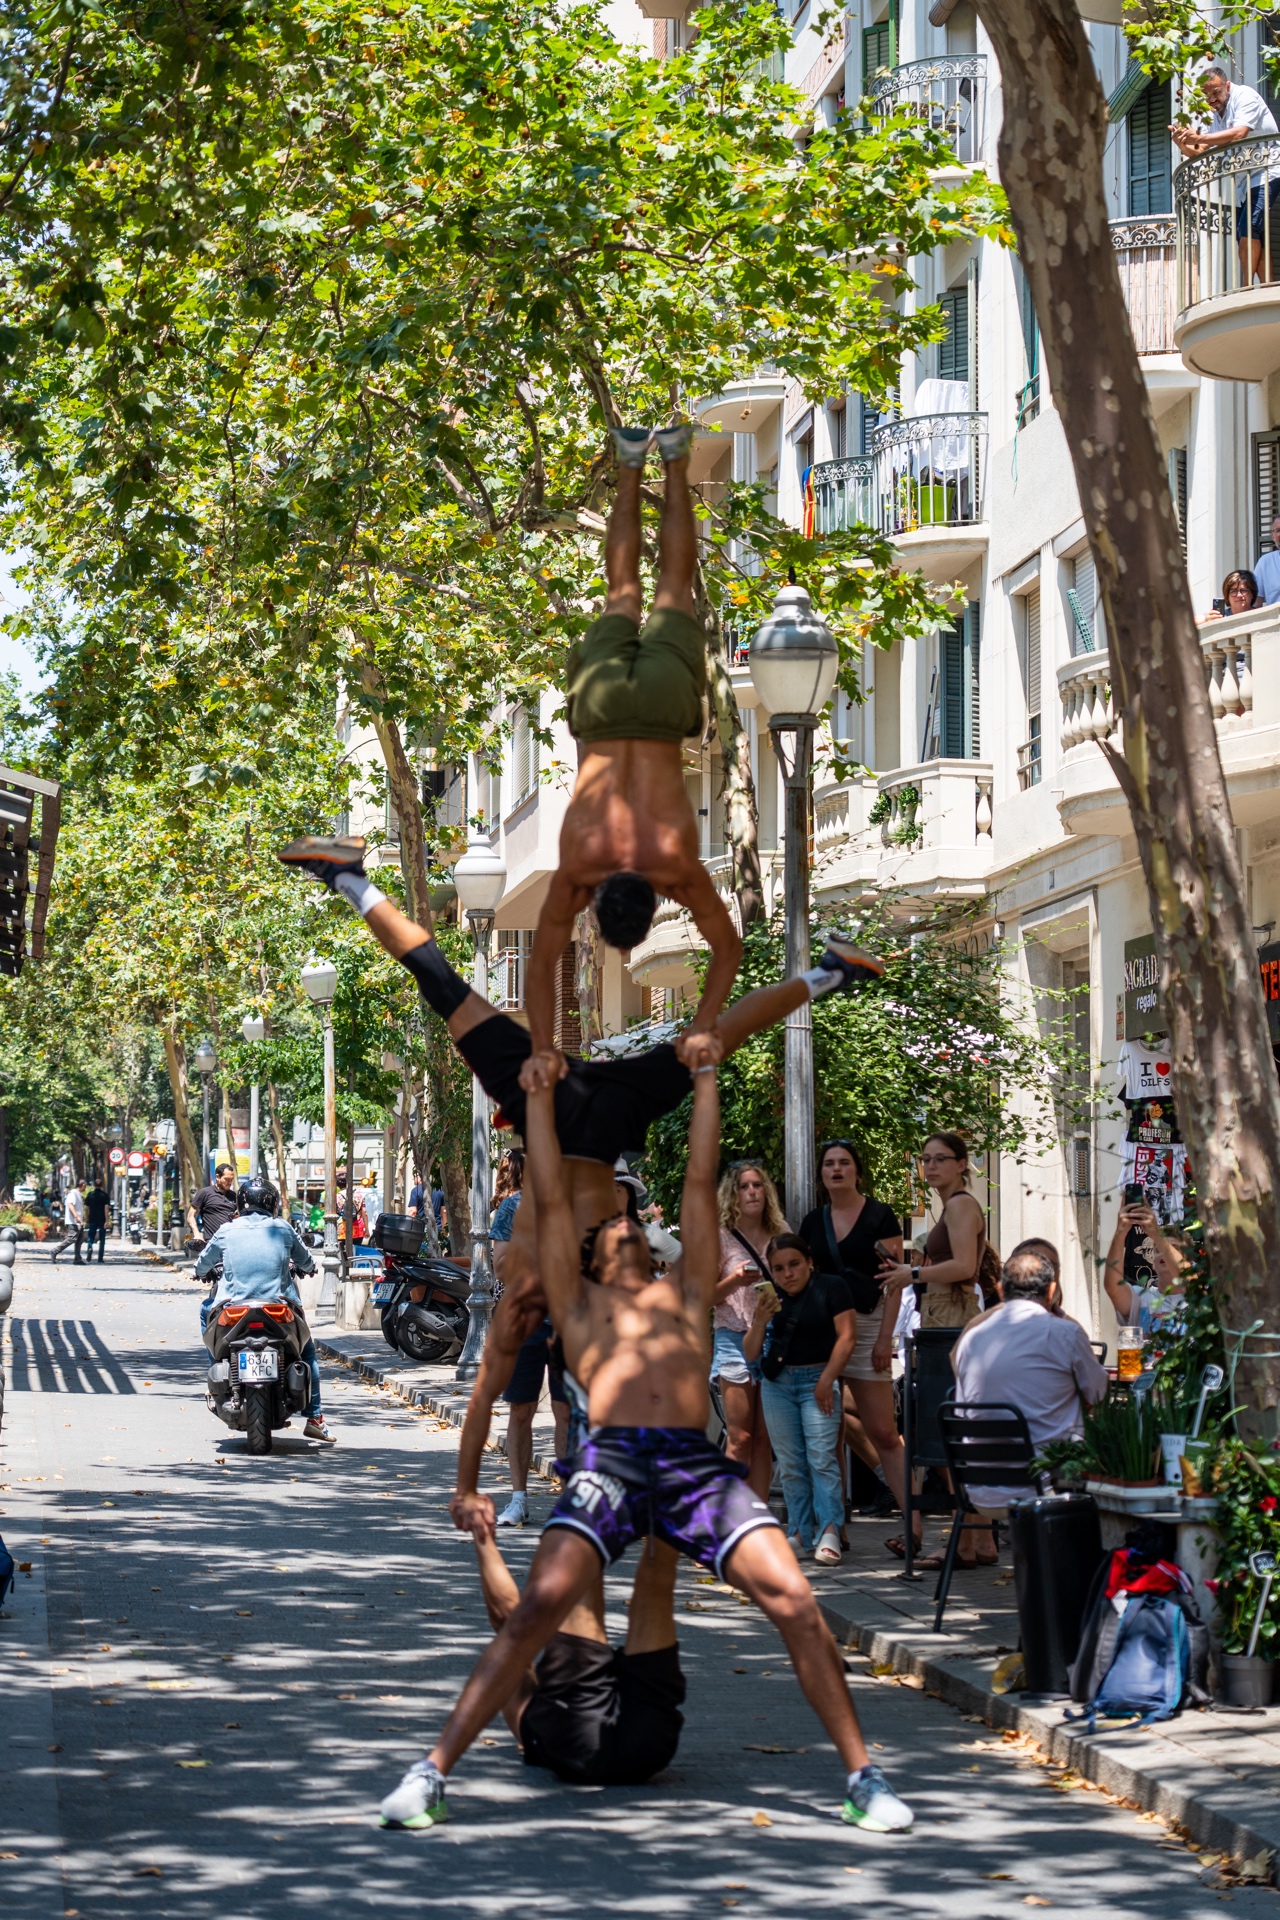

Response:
(127, 1150), (148, 1170)
(108, 1147), (124, 1166)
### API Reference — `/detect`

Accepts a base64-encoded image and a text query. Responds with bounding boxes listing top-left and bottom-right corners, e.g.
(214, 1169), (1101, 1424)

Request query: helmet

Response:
(241, 1176), (280, 1217)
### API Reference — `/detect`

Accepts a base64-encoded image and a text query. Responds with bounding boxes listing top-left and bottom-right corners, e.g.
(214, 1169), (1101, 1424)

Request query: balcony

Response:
(693, 367), (787, 435)
(812, 778), (881, 900)
(1056, 604), (1280, 838)
(872, 760), (994, 899)
(810, 412), (988, 580)
(1112, 216), (1177, 356)
(870, 56), (987, 169)
(626, 852), (785, 989)
(1174, 136), (1280, 381)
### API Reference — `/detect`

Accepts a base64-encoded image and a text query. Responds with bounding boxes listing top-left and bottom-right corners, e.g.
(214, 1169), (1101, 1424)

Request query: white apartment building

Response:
(352, 3), (1280, 1339)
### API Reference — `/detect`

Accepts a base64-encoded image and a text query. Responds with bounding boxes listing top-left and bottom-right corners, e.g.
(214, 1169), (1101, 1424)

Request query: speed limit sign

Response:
(108, 1147), (124, 1166)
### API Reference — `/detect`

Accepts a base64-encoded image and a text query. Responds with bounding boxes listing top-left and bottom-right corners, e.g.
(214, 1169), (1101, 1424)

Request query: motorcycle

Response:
(370, 1214), (470, 1365)
(204, 1289), (311, 1454)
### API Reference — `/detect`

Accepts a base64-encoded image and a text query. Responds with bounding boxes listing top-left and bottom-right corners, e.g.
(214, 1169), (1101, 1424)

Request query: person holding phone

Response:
(1102, 1194), (1186, 1334)
(713, 1160), (788, 1499)
(1203, 568), (1260, 621)
(799, 1142), (911, 1545)
(744, 1234), (857, 1565)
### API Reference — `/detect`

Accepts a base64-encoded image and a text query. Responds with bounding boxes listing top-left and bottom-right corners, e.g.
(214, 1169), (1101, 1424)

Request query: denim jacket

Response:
(194, 1214), (315, 1308)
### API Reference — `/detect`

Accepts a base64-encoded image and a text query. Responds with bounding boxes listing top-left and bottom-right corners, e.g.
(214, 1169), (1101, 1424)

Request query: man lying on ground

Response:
(376, 1062), (914, 1836)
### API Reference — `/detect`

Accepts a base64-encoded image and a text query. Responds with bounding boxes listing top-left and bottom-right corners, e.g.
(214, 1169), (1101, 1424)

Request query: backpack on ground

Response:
(1069, 1541), (1209, 1726)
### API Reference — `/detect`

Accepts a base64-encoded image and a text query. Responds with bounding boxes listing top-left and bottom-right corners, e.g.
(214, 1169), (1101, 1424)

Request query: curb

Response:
(818, 1592), (1280, 1879)
(314, 1339), (562, 1484)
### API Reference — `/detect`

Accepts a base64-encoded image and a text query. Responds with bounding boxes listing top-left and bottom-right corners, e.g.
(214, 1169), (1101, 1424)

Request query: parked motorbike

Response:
(371, 1214), (470, 1364)
(127, 1204), (145, 1246)
(204, 1294), (311, 1454)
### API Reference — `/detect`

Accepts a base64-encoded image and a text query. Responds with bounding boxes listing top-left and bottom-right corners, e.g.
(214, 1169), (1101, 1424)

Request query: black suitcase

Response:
(1007, 1492), (1105, 1695)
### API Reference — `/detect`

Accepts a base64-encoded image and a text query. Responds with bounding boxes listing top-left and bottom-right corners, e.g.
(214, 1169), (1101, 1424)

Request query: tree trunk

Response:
(696, 576), (764, 927)
(361, 657), (433, 930)
(266, 1082), (289, 1203)
(575, 906), (603, 1049)
(975, 0), (1280, 1435)
(162, 1021), (202, 1213)
(0, 1102), (10, 1201)
(442, 1157), (471, 1256)
(220, 1083), (235, 1176)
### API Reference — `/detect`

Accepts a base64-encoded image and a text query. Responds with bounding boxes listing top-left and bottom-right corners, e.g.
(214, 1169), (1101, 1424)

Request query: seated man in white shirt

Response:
(950, 1249), (1108, 1531)
(1256, 514), (1280, 608)
(1172, 63), (1280, 284)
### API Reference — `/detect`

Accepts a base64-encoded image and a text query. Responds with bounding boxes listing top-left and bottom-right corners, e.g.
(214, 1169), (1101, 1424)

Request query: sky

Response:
(0, 554), (40, 701)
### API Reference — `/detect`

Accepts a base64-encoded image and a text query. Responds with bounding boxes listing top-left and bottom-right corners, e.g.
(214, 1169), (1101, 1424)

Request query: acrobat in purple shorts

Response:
(545, 1426), (781, 1580)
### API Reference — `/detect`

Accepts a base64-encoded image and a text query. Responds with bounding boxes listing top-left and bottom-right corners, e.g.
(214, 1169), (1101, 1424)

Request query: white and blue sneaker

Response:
(379, 1759), (449, 1830)
(654, 423), (695, 462)
(496, 1490), (529, 1528)
(610, 425), (654, 468)
(842, 1763), (914, 1832)
(816, 931), (885, 994)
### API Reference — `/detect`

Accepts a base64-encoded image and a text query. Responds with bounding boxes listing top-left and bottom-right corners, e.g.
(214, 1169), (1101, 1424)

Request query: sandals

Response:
(884, 1534), (924, 1560)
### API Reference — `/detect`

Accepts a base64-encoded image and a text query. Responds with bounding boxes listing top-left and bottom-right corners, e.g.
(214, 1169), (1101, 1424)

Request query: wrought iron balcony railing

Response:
(870, 55), (987, 168)
(812, 412), (987, 539)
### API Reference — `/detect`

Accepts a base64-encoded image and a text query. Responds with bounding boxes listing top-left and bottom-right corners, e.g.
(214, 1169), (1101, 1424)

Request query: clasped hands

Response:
(449, 1488), (497, 1542)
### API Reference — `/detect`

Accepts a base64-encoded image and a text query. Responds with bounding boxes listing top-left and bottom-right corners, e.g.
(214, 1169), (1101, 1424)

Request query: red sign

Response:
(127, 1151), (149, 1170)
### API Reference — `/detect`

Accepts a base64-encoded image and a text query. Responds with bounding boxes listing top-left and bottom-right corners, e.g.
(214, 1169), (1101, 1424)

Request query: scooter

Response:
(204, 1293), (311, 1454)
(370, 1215), (470, 1365)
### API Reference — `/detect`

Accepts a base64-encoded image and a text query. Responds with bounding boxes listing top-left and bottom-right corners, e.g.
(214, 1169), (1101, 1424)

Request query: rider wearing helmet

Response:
(194, 1176), (335, 1444)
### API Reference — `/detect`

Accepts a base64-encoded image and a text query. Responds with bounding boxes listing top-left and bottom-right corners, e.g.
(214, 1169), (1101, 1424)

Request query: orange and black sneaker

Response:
(277, 835), (367, 892)
(815, 931), (886, 994)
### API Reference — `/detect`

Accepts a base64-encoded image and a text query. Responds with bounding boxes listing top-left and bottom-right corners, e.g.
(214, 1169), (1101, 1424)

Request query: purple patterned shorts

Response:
(545, 1427), (780, 1580)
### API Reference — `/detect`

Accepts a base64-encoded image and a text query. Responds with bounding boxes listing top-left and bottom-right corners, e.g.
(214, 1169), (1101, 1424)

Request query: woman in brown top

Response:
(878, 1132), (985, 1331)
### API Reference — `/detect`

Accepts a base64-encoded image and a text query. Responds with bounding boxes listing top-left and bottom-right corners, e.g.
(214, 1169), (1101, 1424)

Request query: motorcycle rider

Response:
(194, 1176), (336, 1445)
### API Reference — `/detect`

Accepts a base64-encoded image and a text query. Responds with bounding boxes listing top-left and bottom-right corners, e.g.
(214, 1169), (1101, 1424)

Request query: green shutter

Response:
(941, 605), (979, 759)
(1127, 78), (1172, 217)
(938, 288), (969, 385)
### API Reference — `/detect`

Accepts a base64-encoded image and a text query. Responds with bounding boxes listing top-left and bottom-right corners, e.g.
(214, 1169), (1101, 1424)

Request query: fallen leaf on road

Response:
(147, 1681), (191, 1691)
(684, 1601), (715, 1611)
(177, 1760), (209, 1769)
(0, 1852), (20, 1860)
(1023, 1900), (1051, 1908)
(743, 1745), (807, 1754)
(983, 1873), (1014, 1881)
(733, 1668), (747, 1674)
(133, 1867), (163, 1877)
(898, 1674), (924, 1690)
(1236, 1849), (1276, 1884)
(750, 1812), (772, 1828)
(17, 1562), (32, 1573)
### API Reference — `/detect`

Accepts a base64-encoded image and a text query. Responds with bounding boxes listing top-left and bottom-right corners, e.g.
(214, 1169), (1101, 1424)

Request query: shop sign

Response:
(1123, 934), (1163, 1040)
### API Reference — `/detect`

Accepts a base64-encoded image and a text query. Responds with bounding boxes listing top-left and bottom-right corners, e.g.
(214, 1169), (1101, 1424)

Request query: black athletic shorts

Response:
(456, 1012), (691, 1165)
(519, 1632), (685, 1786)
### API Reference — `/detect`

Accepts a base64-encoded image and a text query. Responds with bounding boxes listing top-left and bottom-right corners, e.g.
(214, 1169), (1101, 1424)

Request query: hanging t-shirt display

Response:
(1119, 1141), (1187, 1227)
(1125, 1097), (1180, 1146)
(1116, 1038), (1174, 1101)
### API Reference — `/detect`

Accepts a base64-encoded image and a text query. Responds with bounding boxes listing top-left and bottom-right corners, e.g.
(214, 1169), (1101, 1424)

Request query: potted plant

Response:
(1080, 1390), (1165, 1487)
(1204, 1438), (1280, 1705)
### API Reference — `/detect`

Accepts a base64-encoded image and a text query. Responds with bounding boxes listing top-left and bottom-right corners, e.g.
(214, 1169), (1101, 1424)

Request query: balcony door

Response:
(941, 603), (981, 760)
(862, 6), (895, 90)
(1127, 78), (1172, 218)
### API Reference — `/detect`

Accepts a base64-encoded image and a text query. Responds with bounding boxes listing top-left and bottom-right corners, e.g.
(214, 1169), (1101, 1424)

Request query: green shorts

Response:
(566, 609), (706, 745)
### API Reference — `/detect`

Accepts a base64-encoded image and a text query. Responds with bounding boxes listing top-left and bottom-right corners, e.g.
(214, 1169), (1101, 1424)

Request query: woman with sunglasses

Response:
(800, 1141), (913, 1551)
(712, 1160), (787, 1498)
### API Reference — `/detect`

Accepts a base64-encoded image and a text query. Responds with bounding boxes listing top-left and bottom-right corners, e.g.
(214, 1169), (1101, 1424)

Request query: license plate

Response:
(370, 1281), (395, 1305)
(237, 1349), (279, 1382)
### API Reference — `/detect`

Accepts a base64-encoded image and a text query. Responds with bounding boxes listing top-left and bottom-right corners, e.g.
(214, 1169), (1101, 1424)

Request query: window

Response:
(511, 705), (539, 807)
(494, 931), (531, 1011)
(423, 762), (465, 838)
(941, 603), (980, 759)
(1015, 261), (1040, 427)
(1018, 588), (1042, 789)
(1067, 549), (1097, 655)
(1167, 447), (1188, 558)
(1127, 78), (1172, 217)
(862, 11), (895, 90)
(938, 286), (970, 388)
(830, 399), (848, 460)
(1255, 427), (1280, 559)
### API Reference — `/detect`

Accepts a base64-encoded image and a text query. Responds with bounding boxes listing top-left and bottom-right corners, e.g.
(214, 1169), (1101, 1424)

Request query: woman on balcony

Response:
(712, 1160), (787, 1500)
(1203, 569), (1260, 622)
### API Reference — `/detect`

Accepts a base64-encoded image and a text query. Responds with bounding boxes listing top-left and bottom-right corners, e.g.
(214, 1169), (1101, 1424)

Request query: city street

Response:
(0, 1247), (1265, 1919)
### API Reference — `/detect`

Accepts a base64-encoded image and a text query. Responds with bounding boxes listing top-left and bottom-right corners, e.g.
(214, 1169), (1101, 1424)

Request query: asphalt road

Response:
(0, 1247), (1266, 1918)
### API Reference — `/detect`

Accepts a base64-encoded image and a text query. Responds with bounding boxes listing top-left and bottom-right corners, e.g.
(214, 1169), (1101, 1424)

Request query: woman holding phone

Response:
(744, 1233), (856, 1564)
(712, 1160), (787, 1498)
(799, 1141), (913, 1546)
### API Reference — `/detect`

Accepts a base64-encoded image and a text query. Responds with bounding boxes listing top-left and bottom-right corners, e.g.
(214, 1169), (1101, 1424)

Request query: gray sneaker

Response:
(842, 1763), (914, 1832)
(379, 1759), (449, 1830)
(654, 423), (694, 462)
(610, 425), (653, 468)
(496, 1490), (529, 1527)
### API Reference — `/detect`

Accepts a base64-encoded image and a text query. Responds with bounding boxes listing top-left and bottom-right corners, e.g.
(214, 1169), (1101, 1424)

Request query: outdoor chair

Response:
(899, 1328), (964, 1581)
(933, 1398), (1041, 1631)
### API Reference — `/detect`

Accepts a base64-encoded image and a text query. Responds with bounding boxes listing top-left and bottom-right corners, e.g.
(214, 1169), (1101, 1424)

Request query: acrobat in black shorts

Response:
(455, 1011), (691, 1167)
(518, 1631), (685, 1786)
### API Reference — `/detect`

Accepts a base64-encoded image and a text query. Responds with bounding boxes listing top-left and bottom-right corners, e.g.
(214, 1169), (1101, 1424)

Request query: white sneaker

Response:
(814, 1526), (843, 1565)
(496, 1491), (529, 1527)
(843, 1763), (914, 1832)
(610, 425), (653, 468)
(379, 1759), (449, 1830)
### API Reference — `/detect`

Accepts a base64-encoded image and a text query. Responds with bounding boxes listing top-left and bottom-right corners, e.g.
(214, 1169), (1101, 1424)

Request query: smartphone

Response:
(1213, 598), (1228, 615)
(873, 1239), (897, 1264)
(1124, 1183), (1145, 1207)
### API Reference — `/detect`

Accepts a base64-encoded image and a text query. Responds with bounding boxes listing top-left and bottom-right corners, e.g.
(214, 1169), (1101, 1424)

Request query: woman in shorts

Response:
(711, 1160), (786, 1499)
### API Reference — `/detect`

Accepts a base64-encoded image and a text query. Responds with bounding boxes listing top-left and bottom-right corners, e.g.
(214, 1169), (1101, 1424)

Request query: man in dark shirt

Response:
(187, 1164), (240, 1247)
(83, 1181), (111, 1263)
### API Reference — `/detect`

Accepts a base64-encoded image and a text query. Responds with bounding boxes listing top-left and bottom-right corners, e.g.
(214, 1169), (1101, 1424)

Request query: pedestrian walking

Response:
(83, 1178), (111, 1263)
(51, 1181), (87, 1264)
(744, 1233), (856, 1565)
(713, 1159), (786, 1500)
(799, 1141), (912, 1546)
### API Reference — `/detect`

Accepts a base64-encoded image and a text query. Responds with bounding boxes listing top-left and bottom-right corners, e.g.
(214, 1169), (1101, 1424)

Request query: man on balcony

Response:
(1172, 64), (1279, 285)
(1256, 513), (1280, 606)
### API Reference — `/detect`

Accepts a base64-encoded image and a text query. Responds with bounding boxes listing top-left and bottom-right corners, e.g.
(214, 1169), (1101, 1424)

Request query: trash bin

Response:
(1007, 1493), (1104, 1696)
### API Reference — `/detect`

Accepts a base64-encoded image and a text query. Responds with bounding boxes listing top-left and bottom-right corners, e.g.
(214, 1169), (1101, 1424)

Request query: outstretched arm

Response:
(678, 1066), (722, 1317)
(524, 1081), (588, 1334)
(451, 1278), (548, 1535)
(669, 865), (743, 1038)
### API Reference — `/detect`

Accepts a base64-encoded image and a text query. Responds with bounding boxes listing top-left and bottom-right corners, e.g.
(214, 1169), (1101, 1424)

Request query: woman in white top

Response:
(712, 1160), (786, 1499)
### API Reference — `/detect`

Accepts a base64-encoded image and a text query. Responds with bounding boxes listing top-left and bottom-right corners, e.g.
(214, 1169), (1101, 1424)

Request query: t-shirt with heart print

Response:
(1117, 1039), (1173, 1101)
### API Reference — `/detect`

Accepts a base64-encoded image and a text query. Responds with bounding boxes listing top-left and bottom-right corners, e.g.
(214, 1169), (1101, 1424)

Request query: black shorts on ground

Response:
(455, 1012), (691, 1165)
(502, 1316), (568, 1406)
(519, 1632), (685, 1786)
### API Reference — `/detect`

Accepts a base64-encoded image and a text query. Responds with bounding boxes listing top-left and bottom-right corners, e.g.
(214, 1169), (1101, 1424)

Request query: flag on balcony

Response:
(801, 464), (815, 540)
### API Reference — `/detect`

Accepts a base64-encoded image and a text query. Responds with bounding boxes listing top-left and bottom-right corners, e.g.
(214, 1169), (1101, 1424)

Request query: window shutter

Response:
(1255, 428), (1280, 556)
(965, 601), (981, 758)
(1126, 78), (1172, 217)
(1069, 551), (1097, 655)
(1025, 589), (1041, 722)
(1167, 447), (1187, 557)
(938, 288), (969, 386)
(942, 620), (965, 759)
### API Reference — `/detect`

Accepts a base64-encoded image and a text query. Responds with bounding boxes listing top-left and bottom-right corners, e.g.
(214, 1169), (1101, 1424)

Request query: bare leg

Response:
(505, 1400), (536, 1494)
(428, 1530), (603, 1775)
(721, 1377), (774, 1501)
(552, 1398), (570, 1460)
(850, 1377), (920, 1545)
(842, 1388), (881, 1473)
(623, 1540), (680, 1655)
(603, 465), (644, 625)
(723, 1527), (869, 1773)
(651, 456), (696, 618)
(747, 1396), (774, 1502)
(715, 976), (809, 1059)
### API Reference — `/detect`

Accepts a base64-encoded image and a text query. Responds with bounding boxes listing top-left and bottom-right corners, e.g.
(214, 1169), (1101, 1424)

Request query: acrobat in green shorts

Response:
(566, 609), (706, 745)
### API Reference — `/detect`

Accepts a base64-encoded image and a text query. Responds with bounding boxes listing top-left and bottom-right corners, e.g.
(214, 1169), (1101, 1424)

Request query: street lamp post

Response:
(240, 1015), (265, 1178)
(300, 957), (340, 1316)
(748, 581), (839, 1224)
(193, 1041), (216, 1186)
(452, 827), (507, 1383)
